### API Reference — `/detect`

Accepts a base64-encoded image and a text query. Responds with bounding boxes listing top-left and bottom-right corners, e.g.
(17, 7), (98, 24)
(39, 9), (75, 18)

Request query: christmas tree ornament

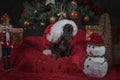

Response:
(34, 10), (38, 14)
(57, 5), (66, 20)
(50, 16), (56, 23)
(71, 0), (77, 6)
(84, 15), (90, 22)
(40, 21), (45, 26)
(45, 0), (55, 5)
(70, 11), (78, 19)
(23, 21), (30, 27)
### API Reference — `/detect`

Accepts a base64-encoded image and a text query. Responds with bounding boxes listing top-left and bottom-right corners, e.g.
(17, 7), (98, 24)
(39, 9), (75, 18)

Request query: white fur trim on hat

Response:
(43, 49), (52, 55)
(47, 19), (78, 43)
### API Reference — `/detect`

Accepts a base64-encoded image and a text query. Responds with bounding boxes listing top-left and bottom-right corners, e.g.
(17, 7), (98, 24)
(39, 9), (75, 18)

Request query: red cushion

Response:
(11, 30), (87, 72)
(23, 36), (44, 52)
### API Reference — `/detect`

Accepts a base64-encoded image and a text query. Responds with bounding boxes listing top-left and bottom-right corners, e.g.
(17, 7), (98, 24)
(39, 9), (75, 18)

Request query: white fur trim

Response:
(47, 19), (78, 43)
(43, 49), (52, 55)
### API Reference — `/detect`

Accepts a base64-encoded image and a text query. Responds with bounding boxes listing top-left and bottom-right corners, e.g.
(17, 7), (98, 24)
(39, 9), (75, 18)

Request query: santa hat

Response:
(47, 19), (78, 43)
(89, 33), (104, 46)
(1, 13), (10, 20)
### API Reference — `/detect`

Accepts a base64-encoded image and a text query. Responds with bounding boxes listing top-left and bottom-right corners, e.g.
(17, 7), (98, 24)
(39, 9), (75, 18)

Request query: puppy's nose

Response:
(89, 51), (93, 55)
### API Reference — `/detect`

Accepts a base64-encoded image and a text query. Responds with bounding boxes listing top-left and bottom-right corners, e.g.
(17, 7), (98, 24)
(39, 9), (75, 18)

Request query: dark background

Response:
(0, 0), (120, 26)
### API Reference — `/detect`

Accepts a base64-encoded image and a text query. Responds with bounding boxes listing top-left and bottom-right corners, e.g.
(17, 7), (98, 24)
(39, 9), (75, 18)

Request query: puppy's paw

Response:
(43, 49), (52, 55)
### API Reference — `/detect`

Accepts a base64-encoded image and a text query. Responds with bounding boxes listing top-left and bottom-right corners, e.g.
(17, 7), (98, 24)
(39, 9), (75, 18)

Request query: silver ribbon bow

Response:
(57, 5), (66, 20)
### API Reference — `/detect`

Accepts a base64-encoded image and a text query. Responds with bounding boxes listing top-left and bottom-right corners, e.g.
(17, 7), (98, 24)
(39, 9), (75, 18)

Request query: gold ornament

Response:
(40, 21), (45, 26)
(84, 15), (90, 22)
(50, 16), (56, 23)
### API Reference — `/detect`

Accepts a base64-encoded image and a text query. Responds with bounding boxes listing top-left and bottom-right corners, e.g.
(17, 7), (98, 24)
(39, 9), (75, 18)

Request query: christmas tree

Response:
(20, 0), (101, 35)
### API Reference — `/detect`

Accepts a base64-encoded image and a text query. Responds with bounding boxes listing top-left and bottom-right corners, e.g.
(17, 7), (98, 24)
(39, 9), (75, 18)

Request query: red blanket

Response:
(9, 30), (86, 72)
(0, 30), (120, 80)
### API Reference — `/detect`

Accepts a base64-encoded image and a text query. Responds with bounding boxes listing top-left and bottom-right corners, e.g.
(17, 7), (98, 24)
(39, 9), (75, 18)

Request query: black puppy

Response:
(50, 24), (73, 59)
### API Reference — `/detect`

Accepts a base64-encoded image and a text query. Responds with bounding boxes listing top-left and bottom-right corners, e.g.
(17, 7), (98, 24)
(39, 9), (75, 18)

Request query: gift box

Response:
(12, 28), (23, 44)
(85, 25), (99, 41)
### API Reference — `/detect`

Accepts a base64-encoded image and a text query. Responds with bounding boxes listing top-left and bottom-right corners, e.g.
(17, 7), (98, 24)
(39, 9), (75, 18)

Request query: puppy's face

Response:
(62, 24), (73, 42)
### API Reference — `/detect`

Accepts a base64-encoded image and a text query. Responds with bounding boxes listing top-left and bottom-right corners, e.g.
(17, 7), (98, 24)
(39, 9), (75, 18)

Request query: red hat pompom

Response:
(89, 33), (104, 46)
(1, 13), (9, 20)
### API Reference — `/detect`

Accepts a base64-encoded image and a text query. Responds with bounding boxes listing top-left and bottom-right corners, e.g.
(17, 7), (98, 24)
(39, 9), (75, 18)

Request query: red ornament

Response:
(70, 11), (78, 19)
(23, 21), (30, 27)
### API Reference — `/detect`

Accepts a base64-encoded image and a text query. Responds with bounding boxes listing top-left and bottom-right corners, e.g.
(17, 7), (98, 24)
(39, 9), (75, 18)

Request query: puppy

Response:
(50, 24), (73, 59)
